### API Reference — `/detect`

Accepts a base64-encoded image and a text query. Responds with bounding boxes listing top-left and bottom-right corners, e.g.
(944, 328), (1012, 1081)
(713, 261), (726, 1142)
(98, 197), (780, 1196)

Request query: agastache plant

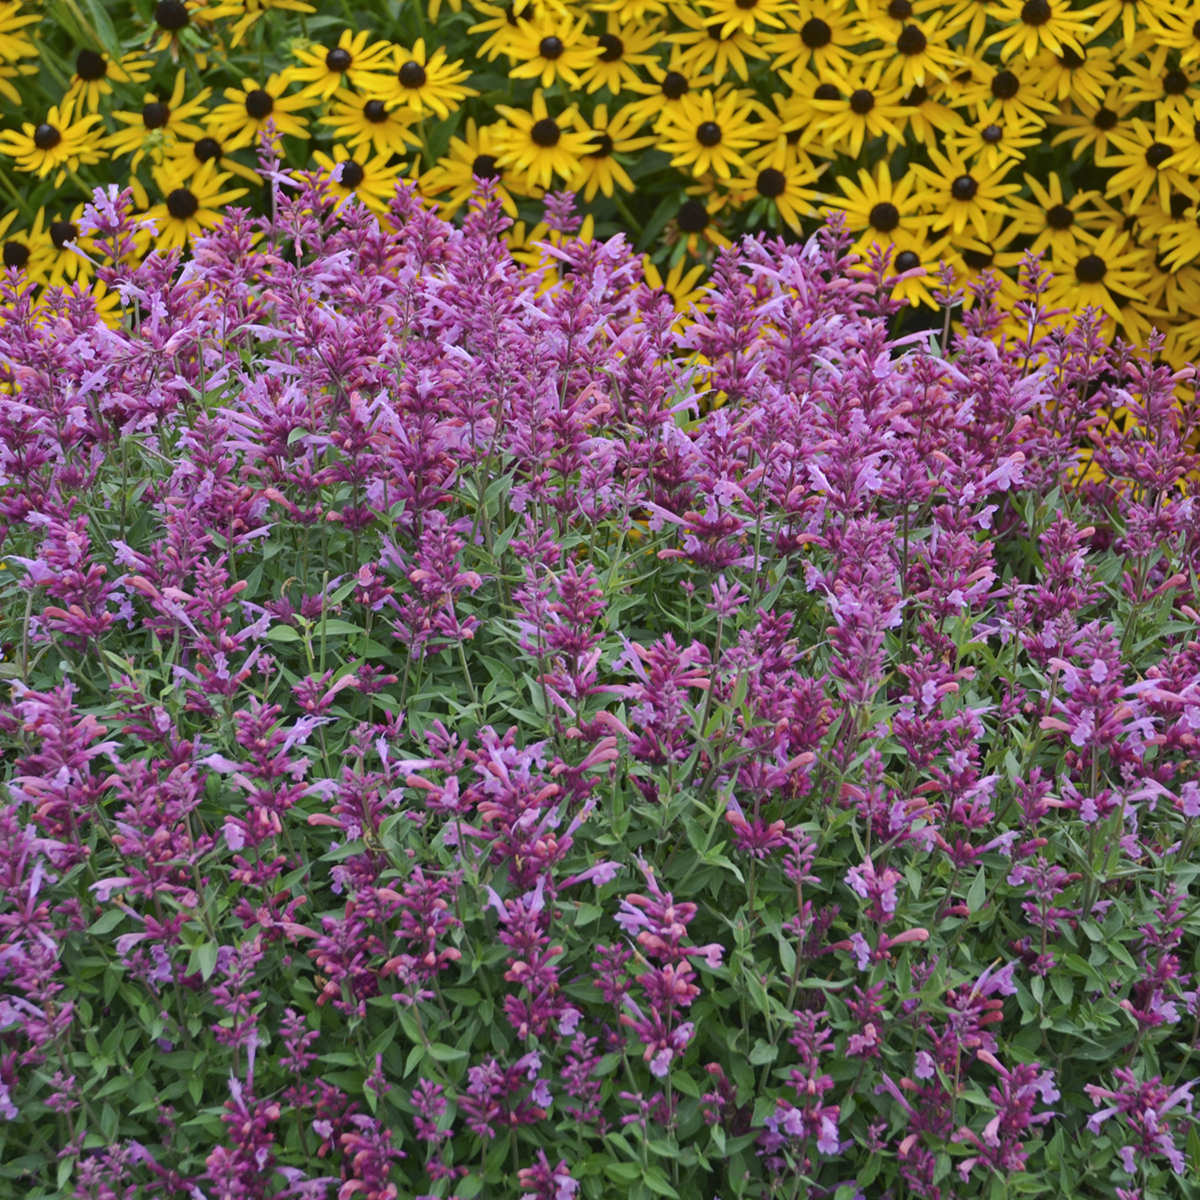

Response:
(0, 167), (1198, 1200)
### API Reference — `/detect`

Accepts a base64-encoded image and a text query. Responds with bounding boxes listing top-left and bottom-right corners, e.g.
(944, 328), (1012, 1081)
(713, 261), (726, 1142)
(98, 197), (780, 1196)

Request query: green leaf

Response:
(642, 1167), (679, 1197)
(266, 624), (302, 643)
(88, 907), (126, 935)
(966, 866), (987, 914)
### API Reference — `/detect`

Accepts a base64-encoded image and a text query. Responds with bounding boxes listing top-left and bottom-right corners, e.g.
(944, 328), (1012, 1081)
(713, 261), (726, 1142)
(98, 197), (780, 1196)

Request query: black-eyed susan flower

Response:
(893, 82), (964, 149)
(165, 133), (263, 185)
(827, 160), (931, 252)
(1033, 41), (1117, 109)
(65, 49), (154, 115)
(672, 5), (769, 80)
(321, 92), (420, 157)
(289, 29), (394, 100)
(572, 104), (655, 201)
(944, 105), (1044, 172)
(879, 225), (952, 309)
(203, 0), (316, 48)
(580, 13), (661, 94)
(105, 72), (212, 170)
(311, 145), (399, 215)
(1043, 226), (1152, 327)
(38, 201), (96, 288)
(420, 117), (524, 217)
(1047, 89), (1137, 161)
(699, 0), (790, 39)
(809, 62), (907, 157)
(0, 208), (43, 281)
(0, 100), (104, 188)
(622, 52), (705, 128)
(729, 156), (823, 232)
(1152, 4), (1200, 67)
(656, 88), (766, 181)
(1122, 47), (1200, 123)
(503, 11), (602, 89)
(980, 0), (1090, 60)
(1097, 111), (1198, 215)
(1156, 206), (1200, 277)
(147, 0), (211, 66)
(386, 39), (477, 119)
(135, 160), (249, 254)
(206, 74), (310, 152)
(1082, 0), (1158, 51)
(1003, 172), (1116, 259)
(954, 59), (1059, 125)
(467, 0), (536, 62)
(761, 0), (861, 76)
(911, 146), (1022, 240)
(493, 91), (595, 193)
(872, 12), (962, 90)
(665, 192), (733, 260)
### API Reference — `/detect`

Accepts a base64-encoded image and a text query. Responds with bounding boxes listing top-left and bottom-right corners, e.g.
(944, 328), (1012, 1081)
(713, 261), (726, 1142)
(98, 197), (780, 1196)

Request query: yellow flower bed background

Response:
(4, 0), (1200, 370)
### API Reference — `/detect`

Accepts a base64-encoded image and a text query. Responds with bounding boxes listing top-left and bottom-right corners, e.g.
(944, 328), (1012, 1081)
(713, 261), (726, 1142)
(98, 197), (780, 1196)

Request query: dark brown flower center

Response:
(951, 174), (978, 201)
(76, 49), (106, 80)
(531, 117), (560, 147)
(1045, 203), (1074, 229)
(194, 136), (221, 162)
(897, 25), (926, 55)
(850, 89), (875, 114)
(981, 123), (1003, 144)
(662, 71), (688, 99)
(326, 47), (352, 72)
(598, 33), (624, 61)
(50, 219), (78, 249)
(1059, 46), (1084, 68)
(3, 241), (29, 269)
(166, 188), (199, 220)
(1164, 69), (1189, 95)
(589, 132), (614, 157)
(142, 101), (170, 129)
(363, 99), (388, 123)
(539, 36), (564, 59)
(34, 124), (62, 151)
(155, 0), (189, 30)
(1075, 253), (1106, 283)
(887, 0), (912, 18)
(1145, 141), (1171, 168)
(471, 153), (500, 179)
(1021, 0), (1051, 24)
(869, 201), (900, 231)
(800, 17), (832, 47)
(398, 61), (426, 88)
(696, 121), (722, 146)
(991, 70), (1019, 100)
(757, 168), (786, 197)
(678, 199), (708, 232)
(245, 89), (274, 119)
(339, 160), (364, 189)
(1093, 106), (1118, 130)
(814, 83), (841, 100)
(894, 249), (920, 271)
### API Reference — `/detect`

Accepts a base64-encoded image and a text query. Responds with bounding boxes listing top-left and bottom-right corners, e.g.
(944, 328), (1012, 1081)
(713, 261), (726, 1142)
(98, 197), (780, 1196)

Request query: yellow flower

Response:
(147, 0), (213, 67)
(580, 13), (662, 94)
(910, 146), (1022, 240)
(825, 160), (932, 252)
(0, 100), (104, 188)
(572, 103), (654, 201)
(761, 0), (860, 77)
(136, 161), (249, 254)
(493, 90), (595, 193)
(656, 87), (767, 181)
(503, 11), (602, 90)
(321, 92), (421, 157)
(164, 134), (263, 185)
(980, 0), (1090, 60)
(420, 117), (525, 218)
(467, 0), (537, 62)
(1122, 46), (1200, 123)
(1003, 173), (1117, 260)
(386, 39), (477, 120)
(38, 202), (97, 288)
(204, 0), (316, 48)
(1032, 41), (1117, 109)
(289, 29), (395, 100)
(0, 208), (46, 284)
(621, 51), (706, 129)
(952, 56), (1058, 125)
(672, 5), (769, 80)
(641, 255), (708, 317)
(65, 49), (155, 115)
(665, 192), (733, 260)
(894, 82), (964, 150)
(106, 71), (212, 171)
(730, 156), (823, 232)
(698, 0), (790, 38)
(809, 62), (908, 158)
(312, 145), (401, 215)
(943, 105), (1044, 173)
(1097, 110), (1197, 215)
(1043, 225), (1152, 329)
(870, 12), (962, 91)
(1047, 88), (1137, 162)
(206, 74), (311, 152)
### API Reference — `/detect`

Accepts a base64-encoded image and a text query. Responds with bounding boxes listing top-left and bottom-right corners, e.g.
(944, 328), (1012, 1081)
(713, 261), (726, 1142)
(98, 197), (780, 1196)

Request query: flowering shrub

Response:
(1, 171), (1199, 1199)
(6, 1), (1200, 368)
